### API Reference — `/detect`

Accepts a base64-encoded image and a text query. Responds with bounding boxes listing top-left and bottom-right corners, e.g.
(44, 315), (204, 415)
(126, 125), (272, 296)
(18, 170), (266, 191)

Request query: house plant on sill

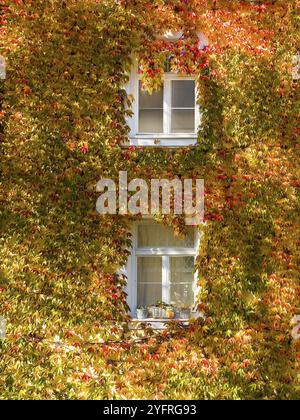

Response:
(136, 306), (148, 320)
(149, 301), (168, 319)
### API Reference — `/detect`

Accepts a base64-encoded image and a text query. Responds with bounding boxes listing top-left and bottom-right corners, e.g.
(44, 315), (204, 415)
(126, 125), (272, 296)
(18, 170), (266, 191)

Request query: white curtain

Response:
(171, 80), (195, 133)
(138, 225), (194, 248)
(139, 81), (164, 133)
(137, 257), (162, 307)
(170, 257), (194, 307)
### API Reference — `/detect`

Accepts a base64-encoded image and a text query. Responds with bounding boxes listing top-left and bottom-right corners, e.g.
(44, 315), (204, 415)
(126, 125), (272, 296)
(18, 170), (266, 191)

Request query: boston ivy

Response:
(0, 0), (299, 400)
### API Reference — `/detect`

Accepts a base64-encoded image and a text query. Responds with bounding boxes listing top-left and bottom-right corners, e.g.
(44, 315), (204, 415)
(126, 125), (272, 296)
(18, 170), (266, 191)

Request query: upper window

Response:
(126, 62), (200, 147)
(138, 79), (196, 135)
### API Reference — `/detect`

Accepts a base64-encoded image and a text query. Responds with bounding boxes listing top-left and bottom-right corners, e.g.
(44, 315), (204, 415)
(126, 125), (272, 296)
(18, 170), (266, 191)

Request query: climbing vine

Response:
(0, 0), (299, 399)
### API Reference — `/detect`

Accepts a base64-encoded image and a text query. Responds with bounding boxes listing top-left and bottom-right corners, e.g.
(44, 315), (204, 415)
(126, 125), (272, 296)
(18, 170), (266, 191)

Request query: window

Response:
(126, 222), (199, 317)
(0, 56), (6, 80)
(126, 60), (200, 147)
(138, 79), (196, 135)
(292, 53), (300, 80)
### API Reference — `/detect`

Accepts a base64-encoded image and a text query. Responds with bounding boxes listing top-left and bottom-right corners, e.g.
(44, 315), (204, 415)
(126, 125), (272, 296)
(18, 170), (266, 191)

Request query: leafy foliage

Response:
(0, 0), (299, 400)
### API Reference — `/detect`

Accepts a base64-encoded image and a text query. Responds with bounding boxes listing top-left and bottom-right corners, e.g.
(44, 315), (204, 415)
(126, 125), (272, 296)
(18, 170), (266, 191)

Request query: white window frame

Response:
(292, 53), (300, 80)
(126, 59), (201, 147)
(0, 56), (6, 80)
(125, 221), (200, 317)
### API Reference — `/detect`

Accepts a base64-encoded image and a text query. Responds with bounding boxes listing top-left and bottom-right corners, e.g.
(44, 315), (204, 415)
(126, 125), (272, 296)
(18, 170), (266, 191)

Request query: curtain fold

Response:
(137, 257), (162, 307)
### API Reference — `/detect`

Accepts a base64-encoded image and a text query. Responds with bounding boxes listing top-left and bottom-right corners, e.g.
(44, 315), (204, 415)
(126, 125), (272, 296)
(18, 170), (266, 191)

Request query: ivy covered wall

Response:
(0, 0), (299, 399)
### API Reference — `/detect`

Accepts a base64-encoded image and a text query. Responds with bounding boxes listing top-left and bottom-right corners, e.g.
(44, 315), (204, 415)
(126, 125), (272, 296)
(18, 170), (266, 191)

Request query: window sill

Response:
(129, 318), (191, 330)
(129, 313), (202, 330)
(127, 136), (197, 148)
(135, 248), (196, 256)
(131, 318), (191, 322)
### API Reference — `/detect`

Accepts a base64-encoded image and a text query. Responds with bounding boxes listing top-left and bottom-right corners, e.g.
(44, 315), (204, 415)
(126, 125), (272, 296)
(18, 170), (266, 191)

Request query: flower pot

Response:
(149, 307), (165, 318)
(153, 307), (162, 318)
(166, 308), (175, 319)
(147, 306), (154, 318)
(179, 309), (191, 320)
(136, 308), (148, 320)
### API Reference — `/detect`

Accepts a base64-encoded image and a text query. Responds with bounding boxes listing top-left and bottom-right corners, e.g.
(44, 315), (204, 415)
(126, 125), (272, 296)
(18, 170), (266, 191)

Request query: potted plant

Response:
(136, 306), (148, 320)
(157, 301), (169, 318)
(152, 305), (161, 319)
(166, 305), (175, 319)
(149, 301), (168, 318)
(179, 306), (191, 320)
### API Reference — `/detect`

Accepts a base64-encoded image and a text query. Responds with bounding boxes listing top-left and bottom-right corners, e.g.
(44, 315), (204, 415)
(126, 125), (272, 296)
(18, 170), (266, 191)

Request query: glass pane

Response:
(137, 257), (162, 283)
(171, 109), (195, 133)
(170, 257), (195, 307)
(137, 257), (162, 307)
(170, 284), (194, 307)
(172, 80), (195, 108)
(139, 110), (163, 133)
(137, 225), (194, 248)
(139, 81), (163, 109)
(170, 257), (195, 283)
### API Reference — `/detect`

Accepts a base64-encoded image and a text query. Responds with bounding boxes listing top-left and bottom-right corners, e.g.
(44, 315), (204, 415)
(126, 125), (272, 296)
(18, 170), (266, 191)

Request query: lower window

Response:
(137, 256), (195, 308)
(126, 222), (198, 319)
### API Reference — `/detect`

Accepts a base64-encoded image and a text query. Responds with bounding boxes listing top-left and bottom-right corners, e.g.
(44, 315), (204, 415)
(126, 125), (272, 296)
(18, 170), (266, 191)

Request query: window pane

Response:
(172, 80), (195, 108)
(171, 109), (195, 133)
(137, 225), (194, 248)
(139, 110), (163, 133)
(139, 82), (163, 109)
(170, 257), (195, 307)
(137, 257), (162, 307)
(170, 284), (194, 307)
